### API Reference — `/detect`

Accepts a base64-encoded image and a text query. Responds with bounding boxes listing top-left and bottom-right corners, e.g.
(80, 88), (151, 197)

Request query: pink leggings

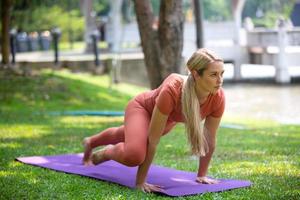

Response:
(88, 99), (151, 167)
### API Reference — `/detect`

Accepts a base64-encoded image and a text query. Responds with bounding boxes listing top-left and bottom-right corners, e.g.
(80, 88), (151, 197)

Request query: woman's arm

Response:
(196, 115), (222, 184)
(136, 105), (168, 192)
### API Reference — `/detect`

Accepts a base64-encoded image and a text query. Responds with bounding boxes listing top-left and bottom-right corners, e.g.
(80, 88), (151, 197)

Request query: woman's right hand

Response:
(136, 182), (163, 193)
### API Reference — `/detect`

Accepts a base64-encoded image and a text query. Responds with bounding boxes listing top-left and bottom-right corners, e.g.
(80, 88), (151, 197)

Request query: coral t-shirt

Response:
(135, 73), (225, 134)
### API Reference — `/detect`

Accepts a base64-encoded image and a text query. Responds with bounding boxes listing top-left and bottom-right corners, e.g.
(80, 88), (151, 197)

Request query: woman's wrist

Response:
(135, 175), (146, 186)
(136, 182), (143, 188)
(136, 180), (145, 186)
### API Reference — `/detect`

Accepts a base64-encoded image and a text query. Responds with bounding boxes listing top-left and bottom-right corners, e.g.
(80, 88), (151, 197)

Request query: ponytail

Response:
(181, 74), (208, 156)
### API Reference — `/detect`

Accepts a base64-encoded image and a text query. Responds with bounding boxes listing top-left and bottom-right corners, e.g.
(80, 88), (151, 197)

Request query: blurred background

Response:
(1, 0), (300, 123)
(1, 1), (300, 199)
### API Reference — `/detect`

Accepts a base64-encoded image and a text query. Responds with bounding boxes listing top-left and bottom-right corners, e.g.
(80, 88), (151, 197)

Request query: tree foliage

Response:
(7, 0), (110, 42)
(12, 5), (84, 42)
(10, 1), (82, 42)
(242, 0), (295, 27)
(203, 0), (232, 21)
(2, 0), (296, 45)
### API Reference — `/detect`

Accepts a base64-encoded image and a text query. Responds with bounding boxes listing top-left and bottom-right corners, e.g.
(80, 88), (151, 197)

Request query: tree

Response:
(242, 0), (295, 27)
(203, 0), (232, 21)
(194, 0), (204, 48)
(1, 0), (12, 67)
(80, 0), (96, 52)
(133, 0), (184, 89)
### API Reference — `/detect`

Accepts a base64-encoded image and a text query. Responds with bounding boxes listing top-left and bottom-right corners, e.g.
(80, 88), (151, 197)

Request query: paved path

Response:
(9, 50), (300, 80)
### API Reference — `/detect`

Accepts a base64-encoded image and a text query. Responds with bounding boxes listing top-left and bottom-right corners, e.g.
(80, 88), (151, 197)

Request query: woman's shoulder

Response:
(157, 73), (186, 101)
(167, 73), (186, 80)
(163, 73), (186, 88)
(212, 88), (225, 103)
(217, 88), (225, 97)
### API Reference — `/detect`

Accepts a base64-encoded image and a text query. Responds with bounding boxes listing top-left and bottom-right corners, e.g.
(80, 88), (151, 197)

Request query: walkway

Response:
(7, 49), (300, 81)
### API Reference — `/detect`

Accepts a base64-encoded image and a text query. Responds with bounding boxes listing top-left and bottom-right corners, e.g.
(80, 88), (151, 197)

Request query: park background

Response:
(0, 0), (299, 199)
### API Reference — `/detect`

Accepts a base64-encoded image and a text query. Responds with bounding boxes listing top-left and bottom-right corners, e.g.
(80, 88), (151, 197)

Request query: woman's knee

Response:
(123, 148), (146, 167)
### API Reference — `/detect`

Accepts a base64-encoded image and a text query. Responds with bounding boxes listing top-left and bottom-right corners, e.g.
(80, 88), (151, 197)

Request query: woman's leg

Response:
(93, 100), (151, 167)
(82, 126), (125, 165)
(88, 126), (125, 147)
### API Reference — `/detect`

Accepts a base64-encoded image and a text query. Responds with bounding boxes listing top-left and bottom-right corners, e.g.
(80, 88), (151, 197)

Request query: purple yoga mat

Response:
(16, 154), (251, 197)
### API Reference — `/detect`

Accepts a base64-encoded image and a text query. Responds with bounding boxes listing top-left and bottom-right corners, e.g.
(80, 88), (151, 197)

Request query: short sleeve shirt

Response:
(135, 73), (225, 134)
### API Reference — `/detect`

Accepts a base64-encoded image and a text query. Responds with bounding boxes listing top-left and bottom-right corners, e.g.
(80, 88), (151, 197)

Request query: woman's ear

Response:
(191, 70), (199, 79)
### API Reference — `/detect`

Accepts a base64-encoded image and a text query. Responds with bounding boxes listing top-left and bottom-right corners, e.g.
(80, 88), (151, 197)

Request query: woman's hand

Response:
(196, 176), (219, 184)
(136, 182), (163, 193)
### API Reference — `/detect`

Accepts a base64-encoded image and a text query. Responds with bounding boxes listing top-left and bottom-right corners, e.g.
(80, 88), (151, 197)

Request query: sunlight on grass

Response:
(95, 91), (126, 103)
(0, 171), (17, 178)
(0, 125), (50, 139)
(60, 41), (108, 51)
(67, 97), (87, 105)
(220, 160), (299, 177)
(222, 116), (279, 128)
(0, 142), (22, 149)
(53, 69), (111, 87)
(58, 116), (124, 125)
(51, 69), (147, 96)
(243, 150), (267, 156)
(1, 69), (299, 199)
(60, 41), (85, 50)
(112, 82), (148, 97)
(8, 161), (25, 168)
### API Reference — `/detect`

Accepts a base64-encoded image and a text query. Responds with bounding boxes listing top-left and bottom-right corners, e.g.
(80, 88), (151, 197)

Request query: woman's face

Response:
(194, 61), (224, 94)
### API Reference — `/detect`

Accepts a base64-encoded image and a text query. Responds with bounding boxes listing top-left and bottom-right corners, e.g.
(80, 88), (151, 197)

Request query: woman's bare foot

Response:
(91, 145), (114, 165)
(82, 137), (93, 166)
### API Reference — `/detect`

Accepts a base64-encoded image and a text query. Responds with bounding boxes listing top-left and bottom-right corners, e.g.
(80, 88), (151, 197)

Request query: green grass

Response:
(59, 41), (109, 51)
(59, 41), (139, 51)
(0, 69), (299, 200)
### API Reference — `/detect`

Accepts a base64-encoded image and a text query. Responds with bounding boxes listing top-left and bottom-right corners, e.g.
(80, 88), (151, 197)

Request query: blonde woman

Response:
(82, 48), (225, 192)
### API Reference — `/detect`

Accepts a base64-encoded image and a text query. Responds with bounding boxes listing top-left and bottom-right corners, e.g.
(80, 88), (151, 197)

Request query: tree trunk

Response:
(1, 0), (11, 66)
(231, 0), (246, 44)
(193, 0), (204, 48)
(107, 0), (122, 53)
(133, 0), (184, 89)
(80, 0), (97, 52)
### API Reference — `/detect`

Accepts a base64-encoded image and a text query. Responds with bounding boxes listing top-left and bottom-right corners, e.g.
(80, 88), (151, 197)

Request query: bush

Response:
(12, 6), (84, 43)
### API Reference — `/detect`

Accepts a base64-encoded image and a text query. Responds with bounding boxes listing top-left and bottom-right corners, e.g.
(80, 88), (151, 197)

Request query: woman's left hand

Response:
(196, 176), (219, 184)
(136, 182), (163, 193)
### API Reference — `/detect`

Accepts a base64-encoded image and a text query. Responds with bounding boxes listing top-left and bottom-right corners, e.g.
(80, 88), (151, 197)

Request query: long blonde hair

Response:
(181, 48), (223, 156)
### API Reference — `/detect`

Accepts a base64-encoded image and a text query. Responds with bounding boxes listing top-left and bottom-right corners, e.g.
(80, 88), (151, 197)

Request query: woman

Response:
(82, 48), (225, 193)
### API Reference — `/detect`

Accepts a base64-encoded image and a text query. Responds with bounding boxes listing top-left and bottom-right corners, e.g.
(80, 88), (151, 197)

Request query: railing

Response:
(247, 27), (300, 47)
(246, 26), (300, 83)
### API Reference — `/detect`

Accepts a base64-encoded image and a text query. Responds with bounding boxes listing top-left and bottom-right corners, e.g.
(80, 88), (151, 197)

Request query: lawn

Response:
(0, 69), (299, 200)
(59, 41), (139, 51)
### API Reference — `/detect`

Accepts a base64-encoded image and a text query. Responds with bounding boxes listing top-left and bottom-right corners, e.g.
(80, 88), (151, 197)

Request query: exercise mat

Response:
(16, 154), (251, 197)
